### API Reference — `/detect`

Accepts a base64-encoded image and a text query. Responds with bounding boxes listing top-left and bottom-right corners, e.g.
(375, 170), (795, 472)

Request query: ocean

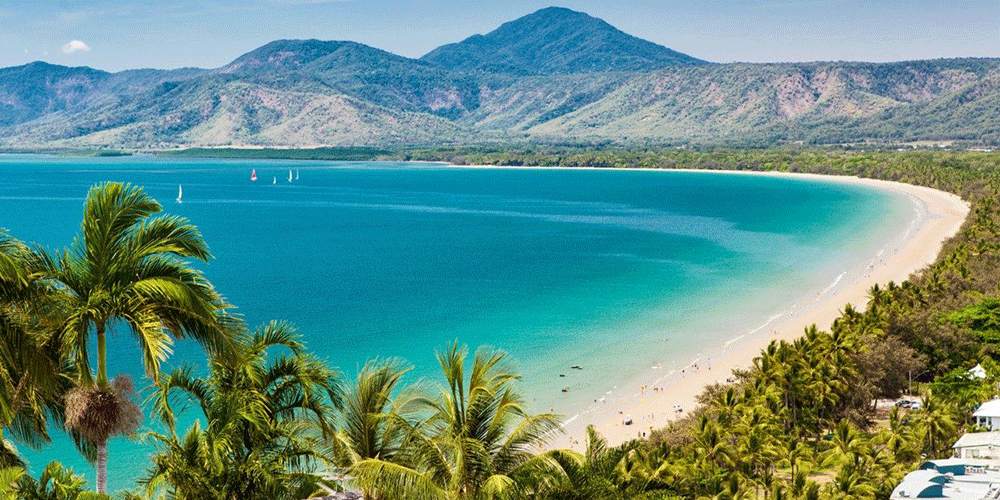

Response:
(0, 155), (914, 490)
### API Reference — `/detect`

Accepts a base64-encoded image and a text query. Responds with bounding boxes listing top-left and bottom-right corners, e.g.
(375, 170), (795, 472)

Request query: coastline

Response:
(451, 165), (970, 450)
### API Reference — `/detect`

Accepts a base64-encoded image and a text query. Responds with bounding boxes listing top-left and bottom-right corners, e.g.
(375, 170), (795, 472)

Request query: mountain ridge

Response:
(1, 7), (998, 148)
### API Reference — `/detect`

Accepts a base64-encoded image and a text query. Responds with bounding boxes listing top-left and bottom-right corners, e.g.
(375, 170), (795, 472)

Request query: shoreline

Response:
(449, 165), (970, 450)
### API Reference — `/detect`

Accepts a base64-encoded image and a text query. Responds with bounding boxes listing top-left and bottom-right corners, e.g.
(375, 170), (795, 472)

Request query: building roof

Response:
(974, 400), (1000, 418)
(954, 432), (1000, 449)
(900, 470), (950, 484)
(891, 468), (1000, 500)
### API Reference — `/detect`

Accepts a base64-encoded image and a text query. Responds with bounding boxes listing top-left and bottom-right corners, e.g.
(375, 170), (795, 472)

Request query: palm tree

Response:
(0, 466), (24, 500)
(14, 460), (98, 500)
(874, 407), (919, 464)
(45, 182), (240, 493)
(328, 358), (420, 499)
(145, 321), (342, 500)
(350, 343), (568, 500)
(915, 397), (958, 458)
(0, 231), (77, 467)
(542, 426), (664, 500)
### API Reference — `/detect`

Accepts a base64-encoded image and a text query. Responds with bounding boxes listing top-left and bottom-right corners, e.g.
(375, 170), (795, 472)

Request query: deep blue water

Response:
(0, 156), (911, 491)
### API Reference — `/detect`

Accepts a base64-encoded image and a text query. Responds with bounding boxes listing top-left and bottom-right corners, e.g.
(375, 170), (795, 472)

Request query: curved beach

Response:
(546, 171), (971, 449)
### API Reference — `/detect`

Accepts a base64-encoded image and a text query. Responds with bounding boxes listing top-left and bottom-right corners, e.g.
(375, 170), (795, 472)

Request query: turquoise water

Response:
(0, 156), (913, 490)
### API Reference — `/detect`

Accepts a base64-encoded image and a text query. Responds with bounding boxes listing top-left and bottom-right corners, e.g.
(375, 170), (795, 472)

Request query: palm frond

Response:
(350, 458), (448, 500)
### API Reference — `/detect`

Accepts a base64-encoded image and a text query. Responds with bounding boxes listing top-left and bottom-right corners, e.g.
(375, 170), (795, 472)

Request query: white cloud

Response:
(61, 39), (91, 54)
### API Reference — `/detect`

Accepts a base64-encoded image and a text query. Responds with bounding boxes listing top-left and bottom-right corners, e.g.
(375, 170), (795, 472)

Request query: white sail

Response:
(272, 176), (277, 184)
(296, 169), (299, 180)
(251, 169), (257, 182)
(176, 184), (183, 203)
(289, 169), (293, 182)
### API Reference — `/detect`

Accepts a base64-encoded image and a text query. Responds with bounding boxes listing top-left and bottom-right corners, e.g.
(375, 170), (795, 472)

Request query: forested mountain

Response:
(420, 6), (706, 74)
(1, 7), (998, 148)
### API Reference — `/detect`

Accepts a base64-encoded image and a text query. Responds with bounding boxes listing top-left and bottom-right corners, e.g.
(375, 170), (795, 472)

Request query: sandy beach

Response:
(516, 169), (972, 450)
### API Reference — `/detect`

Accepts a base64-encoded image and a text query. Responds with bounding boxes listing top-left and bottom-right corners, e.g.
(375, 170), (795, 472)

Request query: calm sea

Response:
(0, 156), (913, 490)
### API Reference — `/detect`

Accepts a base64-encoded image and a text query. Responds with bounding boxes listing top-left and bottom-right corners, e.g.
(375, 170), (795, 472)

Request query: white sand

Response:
(539, 170), (971, 449)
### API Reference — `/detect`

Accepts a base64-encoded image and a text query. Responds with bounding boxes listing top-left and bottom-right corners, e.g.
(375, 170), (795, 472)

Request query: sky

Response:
(1, 0), (999, 72)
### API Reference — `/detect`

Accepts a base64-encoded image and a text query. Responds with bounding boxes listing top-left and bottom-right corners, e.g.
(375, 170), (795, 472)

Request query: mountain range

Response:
(1, 6), (998, 149)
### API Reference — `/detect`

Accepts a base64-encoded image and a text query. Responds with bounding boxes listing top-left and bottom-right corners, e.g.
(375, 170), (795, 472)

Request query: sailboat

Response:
(288, 169), (293, 183)
(272, 176), (277, 184)
(251, 169), (257, 182)
(295, 169), (299, 180)
(176, 184), (183, 203)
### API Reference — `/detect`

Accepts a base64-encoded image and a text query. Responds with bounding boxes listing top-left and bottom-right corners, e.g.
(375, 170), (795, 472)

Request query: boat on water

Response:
(272, 176), (277, 184)
(176, 184), (183, 203)
(251, 169), (257, 182)
(288, 169), (293, 182)
(295, 169), (300, 180)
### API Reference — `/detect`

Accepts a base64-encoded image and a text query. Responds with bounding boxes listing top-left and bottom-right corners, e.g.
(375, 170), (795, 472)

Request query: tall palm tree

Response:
(145, 321), (342, 500)
(45, 182), (240, 493)
(350, 343), (568, 500)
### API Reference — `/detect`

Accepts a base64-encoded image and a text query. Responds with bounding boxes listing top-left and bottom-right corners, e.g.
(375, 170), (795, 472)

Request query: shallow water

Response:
(0, 156), (911, 490)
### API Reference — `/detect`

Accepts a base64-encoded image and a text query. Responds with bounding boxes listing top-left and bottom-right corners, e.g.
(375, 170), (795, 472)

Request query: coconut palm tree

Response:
(915, 396), (958, 458)
(326, 358), (422, 499)
(144, 321), (341, 500)
(43, 182), (240, 493)
(541, 425), (665, 500)
(350, 343), (568, 500)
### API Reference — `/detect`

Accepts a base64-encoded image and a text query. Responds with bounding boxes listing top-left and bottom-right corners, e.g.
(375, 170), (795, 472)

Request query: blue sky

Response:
(2, 0), (998, 71)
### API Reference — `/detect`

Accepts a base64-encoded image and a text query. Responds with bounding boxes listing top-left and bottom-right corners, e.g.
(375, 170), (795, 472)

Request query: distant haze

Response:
(2, 0), (999, 72)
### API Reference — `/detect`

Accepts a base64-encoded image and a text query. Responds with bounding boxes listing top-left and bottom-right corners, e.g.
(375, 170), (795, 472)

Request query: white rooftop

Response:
(891, 468), (1000, 500)
(976, 400), (1000, 418)
(955, 432), (1000, 449)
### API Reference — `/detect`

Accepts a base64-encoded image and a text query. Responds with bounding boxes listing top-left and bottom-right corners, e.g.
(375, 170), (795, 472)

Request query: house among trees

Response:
(974, 400), (1000, 430)
(952, 431), (1000, 460)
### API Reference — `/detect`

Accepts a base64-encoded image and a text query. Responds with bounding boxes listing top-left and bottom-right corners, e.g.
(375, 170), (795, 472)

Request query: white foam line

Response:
(748, 313), (784, 336)
(817, 272), (845, 298)
(724, 335), (745, 347)
(544, 413), (581, 441)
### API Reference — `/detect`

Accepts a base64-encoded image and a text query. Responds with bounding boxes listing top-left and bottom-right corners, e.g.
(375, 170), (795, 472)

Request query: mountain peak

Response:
(221, 39), (430, 75)
(222, 39), (353, 72)
(421, 6), (706, 74)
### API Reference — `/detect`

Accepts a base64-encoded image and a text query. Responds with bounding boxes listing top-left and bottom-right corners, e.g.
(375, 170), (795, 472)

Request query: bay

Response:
(0, 155), (911, 490)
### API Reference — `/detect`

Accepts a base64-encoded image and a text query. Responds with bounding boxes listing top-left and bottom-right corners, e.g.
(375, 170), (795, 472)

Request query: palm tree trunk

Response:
(96, 324), (107, 388)
(96, 438), (107, 493)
